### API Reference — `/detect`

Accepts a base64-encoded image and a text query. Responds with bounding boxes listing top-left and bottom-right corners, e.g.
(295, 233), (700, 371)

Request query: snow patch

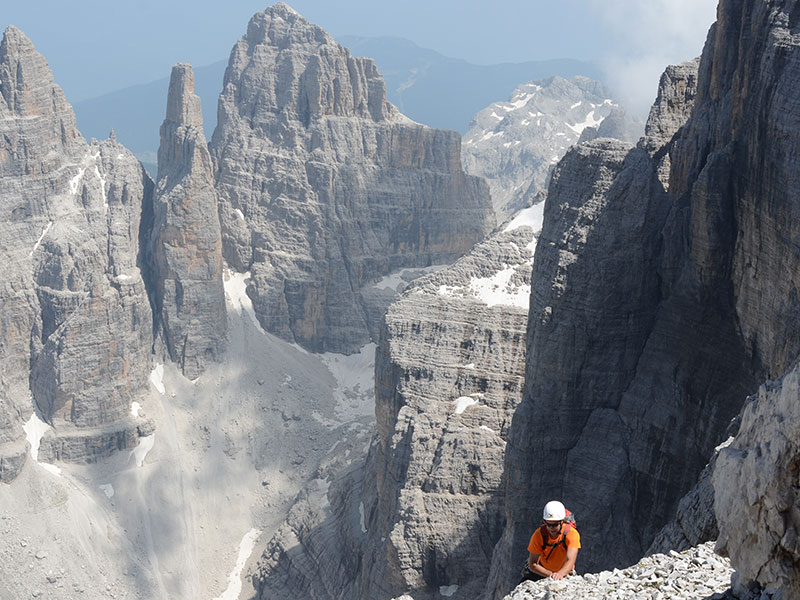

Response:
(440, 584), (459, 597)
(454, 397), (478, 415)
(29, 221), (53, 257)
(479, 130), (504, 142)
(130, 434), (155, 467)
(503, 204), (545, 235)
(468, 267), (530, 308)
(234, 209), (245, 221)
(567, 110), (603, 135)
(570, 101), (582, 109)
(359, 501), (368, 533)
(130, 402), (142, 417)
(70, 167), (87, 195)
(508, 92), (536, 109)
(321, 343), (376, 421)
(462, 363), (476, 370)
(214, 528), (261, 600)
(224, 270), (263, 330)
(480, 425), (495, 433)
(99, 484), (115, 499)
(40, 463), (62, 476)
(23, 412), (51, 462)
(149, 364), (165, 395)
(715, 436), (735, 452)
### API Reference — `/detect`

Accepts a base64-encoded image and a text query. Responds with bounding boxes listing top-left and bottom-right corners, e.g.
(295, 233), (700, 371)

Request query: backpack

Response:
(539, 509), (577, 562)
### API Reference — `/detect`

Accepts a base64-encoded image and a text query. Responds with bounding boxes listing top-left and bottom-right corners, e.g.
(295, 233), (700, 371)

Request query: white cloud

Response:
(587, 0), (717, 117)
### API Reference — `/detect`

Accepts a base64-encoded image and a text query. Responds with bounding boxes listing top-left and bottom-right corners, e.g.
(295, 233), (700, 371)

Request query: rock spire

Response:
(151, 63), (227, 379)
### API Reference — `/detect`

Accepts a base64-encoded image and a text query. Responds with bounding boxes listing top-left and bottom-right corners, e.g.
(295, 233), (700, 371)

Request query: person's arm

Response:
(551, 547), (578, 580)
(527, 552), (554, 578)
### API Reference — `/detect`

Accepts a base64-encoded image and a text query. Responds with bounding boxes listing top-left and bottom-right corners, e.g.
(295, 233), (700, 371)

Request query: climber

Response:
(520, 500), (581, 582)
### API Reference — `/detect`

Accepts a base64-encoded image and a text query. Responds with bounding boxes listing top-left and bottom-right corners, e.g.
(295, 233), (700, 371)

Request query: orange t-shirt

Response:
(527, 525), (581, 572)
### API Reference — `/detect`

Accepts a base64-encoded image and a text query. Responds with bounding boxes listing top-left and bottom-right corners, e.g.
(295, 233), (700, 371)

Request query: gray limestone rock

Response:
(151, 63), (227, 379)
(354, 226), (533, 600)
(503, 542), (736, 600)
(647, 452), (721, 556)
(253, 216), (538, 600)
(462, 76), (642, 221)
(490, 0), (800, 596)
(642, 58), (701, 154)
(713, 365), (800, 598)
(577, 107), (645, 145)
(640, 58), (701, 188)
(0, 26), (153, 477)
(209, 3), (495, 353)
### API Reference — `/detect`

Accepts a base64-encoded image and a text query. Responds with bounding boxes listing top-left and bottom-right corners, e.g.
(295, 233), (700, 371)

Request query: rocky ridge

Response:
(209, 3), (495, 354)
(461, 76), (641, 220)
(150, 63), (227, 379)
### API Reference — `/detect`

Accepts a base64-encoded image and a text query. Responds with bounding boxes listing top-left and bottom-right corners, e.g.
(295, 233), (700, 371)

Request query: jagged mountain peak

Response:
(246, 2), (330, 48)
(165, 62), (203, 127)
(462, 75), (639, 220)
(225, 4), (395, 125)
(0, 25), (76, 129)
(1, 24), (34, 55)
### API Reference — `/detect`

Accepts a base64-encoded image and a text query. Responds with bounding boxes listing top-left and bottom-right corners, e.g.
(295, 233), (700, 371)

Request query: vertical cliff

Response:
(252, 211), (540, 600)
(151, 63), (226, 379)
(355, 224), (533, 599)
(0, 26), (154, 478)
(491, 0), (800, 595)
(209, 3), (495, 354)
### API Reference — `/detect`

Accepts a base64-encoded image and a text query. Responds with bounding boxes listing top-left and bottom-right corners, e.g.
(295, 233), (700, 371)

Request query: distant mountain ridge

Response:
(338, 35), (604, 134)
(72, 36), (602, 172)
(461, 75), (642, 220)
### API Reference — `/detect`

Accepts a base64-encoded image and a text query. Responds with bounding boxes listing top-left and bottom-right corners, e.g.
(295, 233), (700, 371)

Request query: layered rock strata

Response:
(254, 213), (539, 600)
(491, 0), (800, 595)
(0, 27), (153, 478)
(151, 63), (226, 378)
(355, 224), (534, 599)
(461, 76), (640, 221)
(210, 3), (494, 353)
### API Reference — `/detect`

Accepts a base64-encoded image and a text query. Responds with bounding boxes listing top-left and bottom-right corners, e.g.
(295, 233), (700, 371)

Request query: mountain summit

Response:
(210, 3), (495, 353)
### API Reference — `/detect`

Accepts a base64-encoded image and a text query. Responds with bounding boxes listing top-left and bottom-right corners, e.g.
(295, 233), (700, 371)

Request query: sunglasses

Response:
(544, 521), (563, 529)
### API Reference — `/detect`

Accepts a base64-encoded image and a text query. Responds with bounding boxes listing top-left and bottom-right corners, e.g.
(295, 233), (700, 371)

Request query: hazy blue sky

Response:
(3, 0), (717, 114)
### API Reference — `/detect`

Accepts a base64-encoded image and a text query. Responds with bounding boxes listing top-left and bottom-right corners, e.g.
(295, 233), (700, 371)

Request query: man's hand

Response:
(550, 570), (566, 581)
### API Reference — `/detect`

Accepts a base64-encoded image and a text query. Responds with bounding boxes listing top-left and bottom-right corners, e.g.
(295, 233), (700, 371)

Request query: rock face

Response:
(713, 366), (800, 598)
(461, 77), (641, 221)
(209, 3), (495, 353)
(0, 26), (153, 479)
(490, 0), (800, 596)
(151, 63), (226, 379)
(253, 208), (540, 600)
(353, 222), (534, 600)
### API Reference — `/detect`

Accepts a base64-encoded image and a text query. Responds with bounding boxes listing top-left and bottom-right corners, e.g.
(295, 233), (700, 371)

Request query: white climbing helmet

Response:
(543, 500), (566, 521)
